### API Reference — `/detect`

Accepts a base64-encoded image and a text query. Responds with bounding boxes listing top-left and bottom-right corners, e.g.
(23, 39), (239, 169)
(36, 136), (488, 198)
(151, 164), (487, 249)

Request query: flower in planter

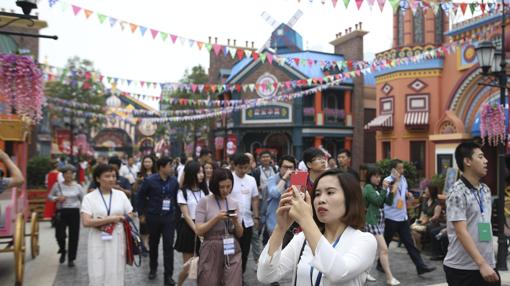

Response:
(0, 54), (44, 123)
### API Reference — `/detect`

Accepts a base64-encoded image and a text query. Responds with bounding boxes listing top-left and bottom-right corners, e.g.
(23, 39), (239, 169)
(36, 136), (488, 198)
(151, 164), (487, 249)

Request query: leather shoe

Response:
(59, 252), (66, 264)
(164, 276), (176, 286)
(68, 260), (75, 267)
(417, 265), (436, 275)
(430, 255), (445, 261)
(148, 270), (156, 280)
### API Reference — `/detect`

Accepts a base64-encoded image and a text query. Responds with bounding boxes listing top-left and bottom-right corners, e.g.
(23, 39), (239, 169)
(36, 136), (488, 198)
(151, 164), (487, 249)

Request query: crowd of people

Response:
(6, 141), (496, 286)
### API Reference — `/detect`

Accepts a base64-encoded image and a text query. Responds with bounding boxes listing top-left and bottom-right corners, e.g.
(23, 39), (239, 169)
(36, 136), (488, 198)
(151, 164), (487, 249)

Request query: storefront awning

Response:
(364, 114), (393, 131)
(404, 112), (429, 129)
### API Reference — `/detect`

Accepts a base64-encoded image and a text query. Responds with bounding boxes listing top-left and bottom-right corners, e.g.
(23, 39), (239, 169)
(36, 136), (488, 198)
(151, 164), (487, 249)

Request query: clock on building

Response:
(138, 119), (157, 136)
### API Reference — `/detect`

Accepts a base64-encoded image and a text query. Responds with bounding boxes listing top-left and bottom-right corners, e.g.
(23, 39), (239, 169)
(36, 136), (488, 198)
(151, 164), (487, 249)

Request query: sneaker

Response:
(387, 277), (400, 285)
(367, 274), (376, 282)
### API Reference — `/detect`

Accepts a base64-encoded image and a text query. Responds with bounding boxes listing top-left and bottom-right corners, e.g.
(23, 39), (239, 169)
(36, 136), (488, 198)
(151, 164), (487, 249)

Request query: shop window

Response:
(380, 97), (394, 115)
(303, 94), (315, 124)
(410, 141), (426, 178)
(435, 7), (444, 45)
(323, 90), (345, 125)
(382, 141), (391, 159)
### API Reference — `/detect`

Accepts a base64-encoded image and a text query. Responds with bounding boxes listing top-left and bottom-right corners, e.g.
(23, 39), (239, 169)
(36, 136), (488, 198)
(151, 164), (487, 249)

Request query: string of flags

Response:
(44, 0), (500, 67)
(43, 18), (498, 108)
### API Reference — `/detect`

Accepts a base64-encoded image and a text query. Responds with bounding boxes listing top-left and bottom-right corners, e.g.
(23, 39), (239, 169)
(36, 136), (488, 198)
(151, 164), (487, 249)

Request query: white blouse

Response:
(177, 189), (206, 220)
(257, 227), (377, 286)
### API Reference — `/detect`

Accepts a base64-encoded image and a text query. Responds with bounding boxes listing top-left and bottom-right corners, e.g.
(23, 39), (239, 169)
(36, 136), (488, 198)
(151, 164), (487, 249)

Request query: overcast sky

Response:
(1, 0), (467, 109)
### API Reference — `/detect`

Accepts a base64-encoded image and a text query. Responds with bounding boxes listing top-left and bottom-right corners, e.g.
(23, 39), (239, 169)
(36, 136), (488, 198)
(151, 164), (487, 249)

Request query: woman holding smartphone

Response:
(257, 169), (377, 286)
(195, 169), (243, 285)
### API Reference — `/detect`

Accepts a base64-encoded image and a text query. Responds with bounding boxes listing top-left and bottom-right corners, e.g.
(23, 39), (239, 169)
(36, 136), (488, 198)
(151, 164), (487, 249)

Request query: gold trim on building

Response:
(375, 69), (441, 83)
(0, 15), (48, 29)
(429, 133), (472, 141)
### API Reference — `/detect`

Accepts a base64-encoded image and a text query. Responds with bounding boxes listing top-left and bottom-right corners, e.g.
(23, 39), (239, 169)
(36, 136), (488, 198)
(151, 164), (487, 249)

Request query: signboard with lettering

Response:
(242, 103), (292, 124)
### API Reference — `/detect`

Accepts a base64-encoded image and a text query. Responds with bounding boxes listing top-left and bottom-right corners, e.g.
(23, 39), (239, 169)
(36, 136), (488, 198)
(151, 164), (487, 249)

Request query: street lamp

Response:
(474, 10), (508, 271)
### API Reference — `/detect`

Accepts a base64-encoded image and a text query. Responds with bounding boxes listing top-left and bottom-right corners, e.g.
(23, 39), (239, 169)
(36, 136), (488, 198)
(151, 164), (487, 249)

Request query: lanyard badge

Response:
(162, 198), (171, 211)
(223, 235), (235, 255)
(473, 189), (492, 242)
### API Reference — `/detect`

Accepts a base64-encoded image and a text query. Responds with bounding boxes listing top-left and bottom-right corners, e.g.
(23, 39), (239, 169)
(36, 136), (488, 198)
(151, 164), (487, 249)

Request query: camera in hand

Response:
(227, 209), (236, 217)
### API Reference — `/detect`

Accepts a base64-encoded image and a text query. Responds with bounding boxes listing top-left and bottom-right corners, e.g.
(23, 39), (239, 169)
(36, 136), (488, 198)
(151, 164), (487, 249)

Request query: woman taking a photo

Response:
(48, 164), (84, 267)
(81, 164), (133, 286)
(195, 169), (243, 285)
(175, 161), (209, 286)
(257, 169), (377, 286)
(363, 165), (399, 285)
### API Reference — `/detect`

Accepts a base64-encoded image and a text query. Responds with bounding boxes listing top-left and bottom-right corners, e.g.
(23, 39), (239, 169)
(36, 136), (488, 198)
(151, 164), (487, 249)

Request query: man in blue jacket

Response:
(138, 156), (179, 286)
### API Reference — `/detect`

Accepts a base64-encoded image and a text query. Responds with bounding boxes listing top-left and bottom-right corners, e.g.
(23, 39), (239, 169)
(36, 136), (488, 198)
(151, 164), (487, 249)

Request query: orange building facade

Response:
(368, 8), (507, 189)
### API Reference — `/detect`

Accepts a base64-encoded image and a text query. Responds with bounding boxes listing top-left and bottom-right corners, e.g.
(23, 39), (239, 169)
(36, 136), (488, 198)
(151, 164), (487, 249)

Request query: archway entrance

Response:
(93, 128), (133, 156)
(264, 133), (290, 158)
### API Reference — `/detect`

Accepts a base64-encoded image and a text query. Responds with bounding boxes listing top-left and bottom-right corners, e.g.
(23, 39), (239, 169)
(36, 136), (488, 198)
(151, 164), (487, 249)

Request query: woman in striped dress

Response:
(363, 165), (400, 285)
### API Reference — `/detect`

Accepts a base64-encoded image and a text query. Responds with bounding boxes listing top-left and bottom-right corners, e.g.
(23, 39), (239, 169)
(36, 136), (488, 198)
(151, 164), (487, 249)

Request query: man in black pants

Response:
(382, 159), (436, 275)
(138, 157), (179, 286)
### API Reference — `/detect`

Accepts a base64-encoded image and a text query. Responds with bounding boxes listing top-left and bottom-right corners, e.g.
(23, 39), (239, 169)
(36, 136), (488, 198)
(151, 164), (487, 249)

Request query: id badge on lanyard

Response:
(474, 190), (492, 242)
(223, 234), (235, 255)
(101, 231), (113, 241)
(162, 198), (171, 211)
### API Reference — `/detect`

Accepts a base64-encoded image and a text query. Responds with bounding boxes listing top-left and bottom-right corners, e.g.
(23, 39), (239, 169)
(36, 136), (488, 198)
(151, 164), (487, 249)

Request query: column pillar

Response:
(344, 89), (352, 126)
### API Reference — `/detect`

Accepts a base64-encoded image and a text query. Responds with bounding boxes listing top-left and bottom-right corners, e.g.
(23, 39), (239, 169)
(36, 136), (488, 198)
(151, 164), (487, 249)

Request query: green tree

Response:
(161, 65), (212, 155)
(45, 57), (106, 132)
(376, 158), (419, 189)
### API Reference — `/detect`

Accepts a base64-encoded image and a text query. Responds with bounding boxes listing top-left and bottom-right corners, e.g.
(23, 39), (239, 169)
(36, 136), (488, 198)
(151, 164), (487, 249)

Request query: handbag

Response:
(123, 215), (142, 266)
(184, 235), (199, 280)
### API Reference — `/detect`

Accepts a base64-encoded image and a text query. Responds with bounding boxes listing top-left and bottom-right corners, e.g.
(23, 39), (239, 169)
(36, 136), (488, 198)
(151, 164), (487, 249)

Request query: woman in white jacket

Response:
(257, 169), (377, 286)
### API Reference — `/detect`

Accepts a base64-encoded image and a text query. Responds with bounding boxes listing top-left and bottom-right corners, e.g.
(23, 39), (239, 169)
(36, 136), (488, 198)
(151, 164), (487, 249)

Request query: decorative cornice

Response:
(375, 44), (438, 60)
(375, 69), (441, 84)
(429, 133), (472, 141)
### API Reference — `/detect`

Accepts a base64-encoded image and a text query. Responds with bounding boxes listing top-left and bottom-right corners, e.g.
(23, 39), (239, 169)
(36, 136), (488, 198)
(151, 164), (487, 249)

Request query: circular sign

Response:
(138, 119), (157, 136)
(256, 73), (279, 98)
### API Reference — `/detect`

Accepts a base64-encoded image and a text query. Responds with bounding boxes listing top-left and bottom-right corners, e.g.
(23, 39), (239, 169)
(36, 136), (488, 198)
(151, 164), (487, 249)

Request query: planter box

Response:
(0, 117), (30, 142)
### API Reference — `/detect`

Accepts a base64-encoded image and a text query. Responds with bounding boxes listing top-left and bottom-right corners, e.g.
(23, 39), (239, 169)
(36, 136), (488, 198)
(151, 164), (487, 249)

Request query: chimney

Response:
(228, 39), (230, 46)
(233, 39), (236, 46)
(246, 41), (248, 47)
(345, 29), (348, 34)
(359, 22), (362, 30)
(339, 32), (342, 37)
(348, 27), (352, 33)
(208, 36), (211, 44)
(355, 23), (358, 30)
(251, 41), (254, 48)
(214, 37), (217, 44)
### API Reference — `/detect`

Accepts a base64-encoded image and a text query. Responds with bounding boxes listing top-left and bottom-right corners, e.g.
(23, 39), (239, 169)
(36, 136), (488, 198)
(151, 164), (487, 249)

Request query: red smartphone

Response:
(290, 171), (308, 194)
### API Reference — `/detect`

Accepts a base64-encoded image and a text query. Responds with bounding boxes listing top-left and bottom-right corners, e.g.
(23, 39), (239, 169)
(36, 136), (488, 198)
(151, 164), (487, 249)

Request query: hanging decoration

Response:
(0, 54), (44, 123)
(480, 103), (506, 146)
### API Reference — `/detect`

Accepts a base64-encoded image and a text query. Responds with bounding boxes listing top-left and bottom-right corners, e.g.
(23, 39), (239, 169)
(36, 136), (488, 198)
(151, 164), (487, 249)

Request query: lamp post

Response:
(475, 7), (508, 271)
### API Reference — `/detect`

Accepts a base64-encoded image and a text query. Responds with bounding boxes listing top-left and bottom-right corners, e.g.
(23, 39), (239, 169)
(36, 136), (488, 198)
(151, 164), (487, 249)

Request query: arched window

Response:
(413, 7), (424, 45)
(398, 8), (405, 47)
(435, 7), (444, 45)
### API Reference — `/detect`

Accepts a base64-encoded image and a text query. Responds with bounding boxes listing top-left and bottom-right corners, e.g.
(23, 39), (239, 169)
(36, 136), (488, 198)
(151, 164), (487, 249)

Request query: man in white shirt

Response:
(119, 155), (139, 185)
(230, 153), (259, 275)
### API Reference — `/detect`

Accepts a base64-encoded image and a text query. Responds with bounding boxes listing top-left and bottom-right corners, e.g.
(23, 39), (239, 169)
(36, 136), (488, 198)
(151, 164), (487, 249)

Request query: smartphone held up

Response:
(289, 171), (308, 199)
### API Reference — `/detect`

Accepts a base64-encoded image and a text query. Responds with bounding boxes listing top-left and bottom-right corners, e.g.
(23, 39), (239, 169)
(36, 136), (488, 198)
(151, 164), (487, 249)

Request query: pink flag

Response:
(72, 5), (81, 15)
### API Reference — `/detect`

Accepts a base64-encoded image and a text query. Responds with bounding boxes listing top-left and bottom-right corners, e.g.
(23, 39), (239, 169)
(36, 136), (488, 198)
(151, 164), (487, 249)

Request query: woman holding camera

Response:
(175, 161), (209, 286)
(257, 169), (377, 286)
(195, 169), (243, 285)
(48, 164), (84, 267)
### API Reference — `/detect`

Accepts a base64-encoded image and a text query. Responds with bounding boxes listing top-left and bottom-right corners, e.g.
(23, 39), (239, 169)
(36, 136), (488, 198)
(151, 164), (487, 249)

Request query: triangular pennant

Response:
(355, 0), (363, 10)
(267, 53), (273, 64)
(108, 17), (117, 27)
(205, 43), (213, 52)
(229, 47), (237, 59)
(150, 29), (159, 39)
(332, 0), (338, 8)
(377, 0), (385, 11)
(160, 32), (168, 41)
(213, 44), (222, 56)
(170, 34), (178, 43)
(366, 0), (375, 7)
(129, 23), (138, 33)
(244, 50), (252, 59)
(179, 37), (186, 46)
(71, 5), (82, 16)
(388, 0), (399, 12)
(196, 41), (204, 50)
(260, 52), (267, 63)
(139, 26), (148, 36)
(84, 9), (93, 19)
(460, 3), (468, 15)
(468, 3), (476, 15)
(343, 0), (350, 8)
(188, 39), (195, 47)
(480, 3), (486, 14)
(252, 52), (259, 61)
(97, 13), (107, 24)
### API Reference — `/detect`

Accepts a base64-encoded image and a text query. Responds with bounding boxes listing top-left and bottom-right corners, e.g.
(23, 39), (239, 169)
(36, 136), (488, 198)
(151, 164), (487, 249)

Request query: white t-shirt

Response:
(230, 172), (259, 228)
(119, 164), (139, 184)
(177, 189), (206, 220)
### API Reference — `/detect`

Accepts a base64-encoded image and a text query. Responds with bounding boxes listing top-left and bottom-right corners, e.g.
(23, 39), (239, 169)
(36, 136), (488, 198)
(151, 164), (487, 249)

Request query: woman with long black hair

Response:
(174, 160), (209, 286)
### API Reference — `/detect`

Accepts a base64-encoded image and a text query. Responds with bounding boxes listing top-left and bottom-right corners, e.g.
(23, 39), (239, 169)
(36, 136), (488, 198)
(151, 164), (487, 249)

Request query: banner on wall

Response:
(226, 135), (237, 156)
